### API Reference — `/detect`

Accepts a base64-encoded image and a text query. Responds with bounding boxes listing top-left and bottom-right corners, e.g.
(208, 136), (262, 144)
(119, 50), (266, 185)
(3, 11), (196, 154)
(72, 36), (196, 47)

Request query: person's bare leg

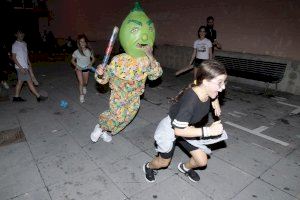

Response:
(27, 80), (40, 97)
(75, 70), (84, 95)
(15, 80), (24, 97)
(82, 71), (89, 94)
(184, 149), (207, 169)
(148, 155), (171, 169)
(193, 68), (198, 81)
(28, 67), (39, 85)
(82, 71), (89, 86)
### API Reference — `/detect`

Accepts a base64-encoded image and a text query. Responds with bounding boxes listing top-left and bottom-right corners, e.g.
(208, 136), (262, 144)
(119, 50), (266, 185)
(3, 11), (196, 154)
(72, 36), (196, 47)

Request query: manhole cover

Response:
(0, 127), (26, 147)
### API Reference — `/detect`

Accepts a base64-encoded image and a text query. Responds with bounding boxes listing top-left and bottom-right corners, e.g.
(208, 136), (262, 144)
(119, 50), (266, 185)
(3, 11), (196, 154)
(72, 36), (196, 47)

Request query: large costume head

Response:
(119, 2), (155, 58)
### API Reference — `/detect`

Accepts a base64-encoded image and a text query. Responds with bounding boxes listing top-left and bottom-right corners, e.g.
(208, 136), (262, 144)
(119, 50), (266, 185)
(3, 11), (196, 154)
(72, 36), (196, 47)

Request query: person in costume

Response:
(90, 2), (163, 143)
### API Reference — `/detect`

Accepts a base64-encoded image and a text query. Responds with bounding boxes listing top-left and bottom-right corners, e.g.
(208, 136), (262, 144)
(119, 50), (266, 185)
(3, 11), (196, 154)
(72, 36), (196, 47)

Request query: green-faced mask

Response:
(119, 2), (155, 58)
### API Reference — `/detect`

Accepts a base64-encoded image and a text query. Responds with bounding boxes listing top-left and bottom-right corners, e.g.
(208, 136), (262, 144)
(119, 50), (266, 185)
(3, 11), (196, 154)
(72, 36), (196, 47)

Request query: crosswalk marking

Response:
(277, 101), (300, 115)
(225, 121), (289, 147)
(227, 111), (248, 118)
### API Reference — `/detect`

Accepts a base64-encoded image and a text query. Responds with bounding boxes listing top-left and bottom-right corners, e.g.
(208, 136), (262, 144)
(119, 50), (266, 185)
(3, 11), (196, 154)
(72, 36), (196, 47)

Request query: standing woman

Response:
(143, 60), (227, 183)
(189, 26), (212, 82)
(71, 34), (95, 103)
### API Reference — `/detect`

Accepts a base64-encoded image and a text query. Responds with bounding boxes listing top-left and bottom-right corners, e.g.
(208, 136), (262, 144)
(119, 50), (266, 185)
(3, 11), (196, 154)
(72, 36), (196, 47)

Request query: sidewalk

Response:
(0, 61), (299, 200)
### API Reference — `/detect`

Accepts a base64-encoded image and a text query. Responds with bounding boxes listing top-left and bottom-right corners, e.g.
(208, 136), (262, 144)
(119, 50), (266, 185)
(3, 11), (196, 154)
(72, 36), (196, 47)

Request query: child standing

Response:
(189, 26), (221, 116)
(71, 34), (95, 103)
(143, 60), (227, 183)
(12, 29), (47, 102)
(189, 26), (212, 82)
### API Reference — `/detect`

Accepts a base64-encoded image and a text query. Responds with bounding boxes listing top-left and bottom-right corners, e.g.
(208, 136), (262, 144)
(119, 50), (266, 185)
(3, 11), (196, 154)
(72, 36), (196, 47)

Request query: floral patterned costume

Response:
(97, 53), (163, 134)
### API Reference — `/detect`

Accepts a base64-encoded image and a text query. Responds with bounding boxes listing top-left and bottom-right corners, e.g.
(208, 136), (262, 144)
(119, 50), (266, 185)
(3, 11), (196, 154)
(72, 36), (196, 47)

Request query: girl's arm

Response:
(211, 98), (221, 116)
(90, 54), (95, 66)
(71, 57), (80, 70)
(209, 47), (212, 59)
(174, 126), (203, 137)
(189, 49), (196, 65)
(174, 120), (223, 138)
(214, 39), (222, 49)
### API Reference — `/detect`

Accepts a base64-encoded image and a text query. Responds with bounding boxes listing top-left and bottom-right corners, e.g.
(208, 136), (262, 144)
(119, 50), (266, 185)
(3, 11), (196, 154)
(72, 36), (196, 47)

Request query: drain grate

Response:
(0, 127), (26, 147)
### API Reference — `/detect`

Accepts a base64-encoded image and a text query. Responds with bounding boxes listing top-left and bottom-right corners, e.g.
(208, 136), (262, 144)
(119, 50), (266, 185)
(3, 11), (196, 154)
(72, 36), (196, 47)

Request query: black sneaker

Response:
(143, 162), (156, 183)
(37, 95), (48, 102)
(177, 162), (200, 182)
(12, 97), (26, 102)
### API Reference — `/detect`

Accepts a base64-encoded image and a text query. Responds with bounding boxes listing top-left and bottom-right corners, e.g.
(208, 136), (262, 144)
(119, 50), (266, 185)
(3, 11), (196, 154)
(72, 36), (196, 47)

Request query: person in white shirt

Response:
(71, 34), (95, 103)
(189, 26), (212, 82)
(12, 29), (47, 102)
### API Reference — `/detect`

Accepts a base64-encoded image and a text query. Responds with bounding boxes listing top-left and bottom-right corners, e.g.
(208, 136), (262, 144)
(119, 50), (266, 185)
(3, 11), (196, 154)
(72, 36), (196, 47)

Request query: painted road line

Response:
(271, 96), (287, 102)
(233, 111), (247, 116)
(291, 108), (300, 115)
(225, 121), (289, 147)
(228, 112), (241, 118)
(253, 126), (269, 132)
(251, 142), (275, 153)
(277, 101), (300, 115)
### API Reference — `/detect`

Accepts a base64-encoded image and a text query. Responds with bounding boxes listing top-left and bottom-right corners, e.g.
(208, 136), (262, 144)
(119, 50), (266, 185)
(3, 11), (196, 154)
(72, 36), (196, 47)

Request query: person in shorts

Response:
(12, 29), (47, 102)
(189, 26), (212, 82)
(71, 34), (95, 103)
(143, 60), (228, 183)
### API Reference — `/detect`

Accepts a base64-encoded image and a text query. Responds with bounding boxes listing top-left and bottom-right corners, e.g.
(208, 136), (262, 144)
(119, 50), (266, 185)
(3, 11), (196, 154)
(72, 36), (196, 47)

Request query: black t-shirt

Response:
(205, 27), (217, 43)
(169, 88), (210, 129)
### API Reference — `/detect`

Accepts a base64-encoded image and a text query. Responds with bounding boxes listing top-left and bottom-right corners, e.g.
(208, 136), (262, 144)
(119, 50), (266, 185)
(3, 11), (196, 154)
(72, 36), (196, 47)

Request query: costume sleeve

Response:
(99, 56), (117, 84)
(146, 58), (163, 80)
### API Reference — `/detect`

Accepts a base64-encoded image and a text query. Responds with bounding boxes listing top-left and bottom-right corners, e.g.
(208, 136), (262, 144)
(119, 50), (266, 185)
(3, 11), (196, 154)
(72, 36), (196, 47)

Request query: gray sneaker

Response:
(177, 162), (200, 182)
(100, 131), (112, 142)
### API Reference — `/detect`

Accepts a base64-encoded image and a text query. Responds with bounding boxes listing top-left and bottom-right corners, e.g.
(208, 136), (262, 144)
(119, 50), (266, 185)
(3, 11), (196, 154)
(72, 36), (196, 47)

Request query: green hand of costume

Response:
(119, 2), (155, 58)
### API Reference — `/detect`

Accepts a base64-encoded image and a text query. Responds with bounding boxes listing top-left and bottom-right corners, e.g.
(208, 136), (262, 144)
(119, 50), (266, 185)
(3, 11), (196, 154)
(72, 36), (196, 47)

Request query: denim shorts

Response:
(16, 68), (30, 81)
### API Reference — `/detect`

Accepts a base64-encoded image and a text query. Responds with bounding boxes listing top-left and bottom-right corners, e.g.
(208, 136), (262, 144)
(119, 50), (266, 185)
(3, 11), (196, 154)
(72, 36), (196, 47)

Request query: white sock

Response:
(183, 163), (189, 171)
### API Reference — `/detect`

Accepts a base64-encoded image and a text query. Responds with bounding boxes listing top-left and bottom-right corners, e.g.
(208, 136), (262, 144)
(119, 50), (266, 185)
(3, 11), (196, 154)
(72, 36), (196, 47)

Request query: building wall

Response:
(45, 0), (300, 60)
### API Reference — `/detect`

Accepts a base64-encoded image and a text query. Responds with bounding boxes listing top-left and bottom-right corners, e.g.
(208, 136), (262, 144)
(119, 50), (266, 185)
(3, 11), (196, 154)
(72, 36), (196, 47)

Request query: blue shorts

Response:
(16, 68), (30, 81)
